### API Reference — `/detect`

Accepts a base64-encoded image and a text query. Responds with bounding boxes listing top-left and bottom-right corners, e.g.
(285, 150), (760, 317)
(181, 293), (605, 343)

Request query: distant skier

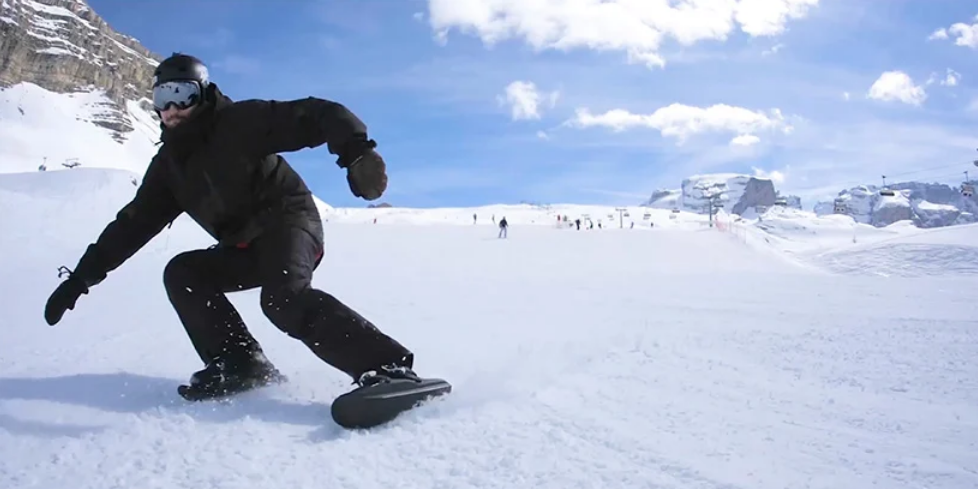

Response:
(42, 53), (420, 400)
(498, 217), (508, 238)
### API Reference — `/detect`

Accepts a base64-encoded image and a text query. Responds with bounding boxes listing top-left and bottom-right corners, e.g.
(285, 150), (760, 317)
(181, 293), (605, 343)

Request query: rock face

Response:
(644, 189), (681, 209)
(731, 177), (777, 215)
(644, 173), (798, 216)
(814, 181), (978, 228)
(0, 0), (163, 140)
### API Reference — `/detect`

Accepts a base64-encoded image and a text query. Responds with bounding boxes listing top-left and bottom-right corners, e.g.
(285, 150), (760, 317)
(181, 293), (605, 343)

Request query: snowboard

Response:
(330, 376), (452, 430)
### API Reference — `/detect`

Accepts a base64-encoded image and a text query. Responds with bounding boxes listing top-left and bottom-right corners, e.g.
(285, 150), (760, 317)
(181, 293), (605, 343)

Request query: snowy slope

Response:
(0, 82), (160, 174)
(1, 169), (976, 489)
(810, 222), (978, 277)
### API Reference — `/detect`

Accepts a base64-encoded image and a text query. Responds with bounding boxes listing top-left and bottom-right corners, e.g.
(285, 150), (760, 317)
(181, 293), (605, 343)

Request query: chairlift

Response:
(623, 212), (630, 217)
(774, 197), (787, 207)
(879, 175), (895, 197)
(833, 198), (847, 214)
(963, 170), (974, 197)
(642, 212), (651, 220)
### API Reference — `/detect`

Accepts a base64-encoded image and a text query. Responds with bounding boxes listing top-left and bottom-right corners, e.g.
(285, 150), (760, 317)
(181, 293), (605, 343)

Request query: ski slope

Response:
(1, 169), (976, 489)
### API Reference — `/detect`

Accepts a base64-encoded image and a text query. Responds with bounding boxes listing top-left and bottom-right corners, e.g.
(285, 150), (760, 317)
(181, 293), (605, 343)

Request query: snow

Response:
(917, 200), (958, 212)
(1, 168), (976, 489)
(0, 82), (160, 174)
(875, 191), (911, 210)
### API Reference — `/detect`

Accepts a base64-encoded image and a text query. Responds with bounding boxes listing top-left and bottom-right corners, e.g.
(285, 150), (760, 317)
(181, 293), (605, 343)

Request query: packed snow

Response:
(0, 82), (160, 174)
(1, 167), (976, 489)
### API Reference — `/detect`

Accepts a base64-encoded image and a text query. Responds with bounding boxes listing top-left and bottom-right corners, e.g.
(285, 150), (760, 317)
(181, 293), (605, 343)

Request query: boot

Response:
(354, 364), (422, 388)
(183, 350), (287, 399)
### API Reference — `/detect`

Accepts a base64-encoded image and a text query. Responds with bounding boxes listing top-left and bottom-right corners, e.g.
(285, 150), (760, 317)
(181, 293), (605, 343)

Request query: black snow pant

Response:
(162, 224), (413, 381)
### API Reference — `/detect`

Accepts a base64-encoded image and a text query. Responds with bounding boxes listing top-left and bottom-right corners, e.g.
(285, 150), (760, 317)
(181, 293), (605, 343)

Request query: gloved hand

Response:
(337, 138), (387, 201)
(44, 269), (89, 326)
(345, 148), (387, 201)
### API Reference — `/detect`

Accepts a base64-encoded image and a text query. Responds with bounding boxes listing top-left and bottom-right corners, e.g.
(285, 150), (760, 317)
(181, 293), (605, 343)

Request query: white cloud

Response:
(567, 103), (793, 145)
(497, 80), (559, 120)
(762, 43), (785, 56)
(942, 68), (961, 86)
(925, 68), (961, 87)
(426, 0), (819, 69)
(752, 166), (786, 184)
(928, 14), (978, 49)
(842, 91), (850, 101)
(866, 71), (926, 106)
(731, 134), (761, 146)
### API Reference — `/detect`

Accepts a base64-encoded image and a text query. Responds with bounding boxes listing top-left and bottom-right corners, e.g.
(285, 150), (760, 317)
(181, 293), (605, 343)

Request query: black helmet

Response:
(152, 53), (211, 110)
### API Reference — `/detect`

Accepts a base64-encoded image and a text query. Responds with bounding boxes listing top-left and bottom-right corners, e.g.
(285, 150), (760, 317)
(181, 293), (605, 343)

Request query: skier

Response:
(498, 217), (508, 238)
(42, 53), (420, 400)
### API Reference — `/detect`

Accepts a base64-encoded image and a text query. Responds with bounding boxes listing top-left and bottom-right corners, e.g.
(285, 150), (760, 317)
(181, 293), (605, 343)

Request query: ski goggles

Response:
(152, 80), (201, 111)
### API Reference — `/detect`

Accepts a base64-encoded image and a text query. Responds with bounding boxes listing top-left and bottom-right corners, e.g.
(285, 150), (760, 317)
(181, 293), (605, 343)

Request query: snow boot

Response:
(355, 364), (422, 388)
(178, 350), (287, 401)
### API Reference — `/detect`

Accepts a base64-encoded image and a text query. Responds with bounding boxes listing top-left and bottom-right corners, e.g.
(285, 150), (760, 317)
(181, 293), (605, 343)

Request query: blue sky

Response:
(87, 0), (978, 209)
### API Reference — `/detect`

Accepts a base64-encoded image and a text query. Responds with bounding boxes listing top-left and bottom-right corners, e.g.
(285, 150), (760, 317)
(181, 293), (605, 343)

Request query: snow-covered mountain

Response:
(643, 173), (802, 216)
(813, 181), (978, 228)
(0, 0), (163, 174)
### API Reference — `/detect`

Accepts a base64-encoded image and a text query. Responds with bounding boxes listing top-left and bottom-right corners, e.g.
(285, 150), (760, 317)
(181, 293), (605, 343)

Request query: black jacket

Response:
(71, 83), (369, 287)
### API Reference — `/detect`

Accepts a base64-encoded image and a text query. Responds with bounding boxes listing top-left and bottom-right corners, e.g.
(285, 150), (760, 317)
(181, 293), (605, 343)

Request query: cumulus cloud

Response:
(752, 166), (786, 184)
(925, 68), (961, 87)
(942, 68), (961, 86)
(567, 103), (793, 145)
(731, 134), (761, 146)
(928, 14), (978, 49)
(497, 80), (559, 120)
(866, 71), (926, 106)
(426, 0), (819, 68)
(762, 43), (785, 56)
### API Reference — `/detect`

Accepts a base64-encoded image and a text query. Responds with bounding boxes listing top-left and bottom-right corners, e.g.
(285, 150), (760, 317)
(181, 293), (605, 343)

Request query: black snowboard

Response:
(331, 377), (452, 430)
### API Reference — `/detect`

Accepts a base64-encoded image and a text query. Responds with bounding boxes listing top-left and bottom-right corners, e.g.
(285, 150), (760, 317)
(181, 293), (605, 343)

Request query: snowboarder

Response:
(42, 53), (420, 400)
(498, 217), (508, 238)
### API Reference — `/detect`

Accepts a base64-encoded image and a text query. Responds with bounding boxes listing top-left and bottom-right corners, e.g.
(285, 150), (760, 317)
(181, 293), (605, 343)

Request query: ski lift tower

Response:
(615, 207), (627, 228)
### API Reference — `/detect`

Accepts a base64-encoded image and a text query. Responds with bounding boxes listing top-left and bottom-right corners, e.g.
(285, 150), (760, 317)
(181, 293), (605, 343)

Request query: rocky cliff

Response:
(0, 0), (162, 141)
(813, 181), (978, 228)
(643, 173), (802, 216)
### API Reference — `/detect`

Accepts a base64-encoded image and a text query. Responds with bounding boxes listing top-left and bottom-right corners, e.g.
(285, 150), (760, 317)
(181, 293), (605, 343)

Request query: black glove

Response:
(337, 138), (387, 201)
(44, 266), (90, 326)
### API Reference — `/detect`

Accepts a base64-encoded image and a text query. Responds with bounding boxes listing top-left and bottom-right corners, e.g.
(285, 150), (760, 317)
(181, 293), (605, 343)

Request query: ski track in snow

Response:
(1, 188), (977, 487)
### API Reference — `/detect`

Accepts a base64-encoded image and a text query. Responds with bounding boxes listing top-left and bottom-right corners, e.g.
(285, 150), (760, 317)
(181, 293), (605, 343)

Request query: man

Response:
(43, 53), (419, 400)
